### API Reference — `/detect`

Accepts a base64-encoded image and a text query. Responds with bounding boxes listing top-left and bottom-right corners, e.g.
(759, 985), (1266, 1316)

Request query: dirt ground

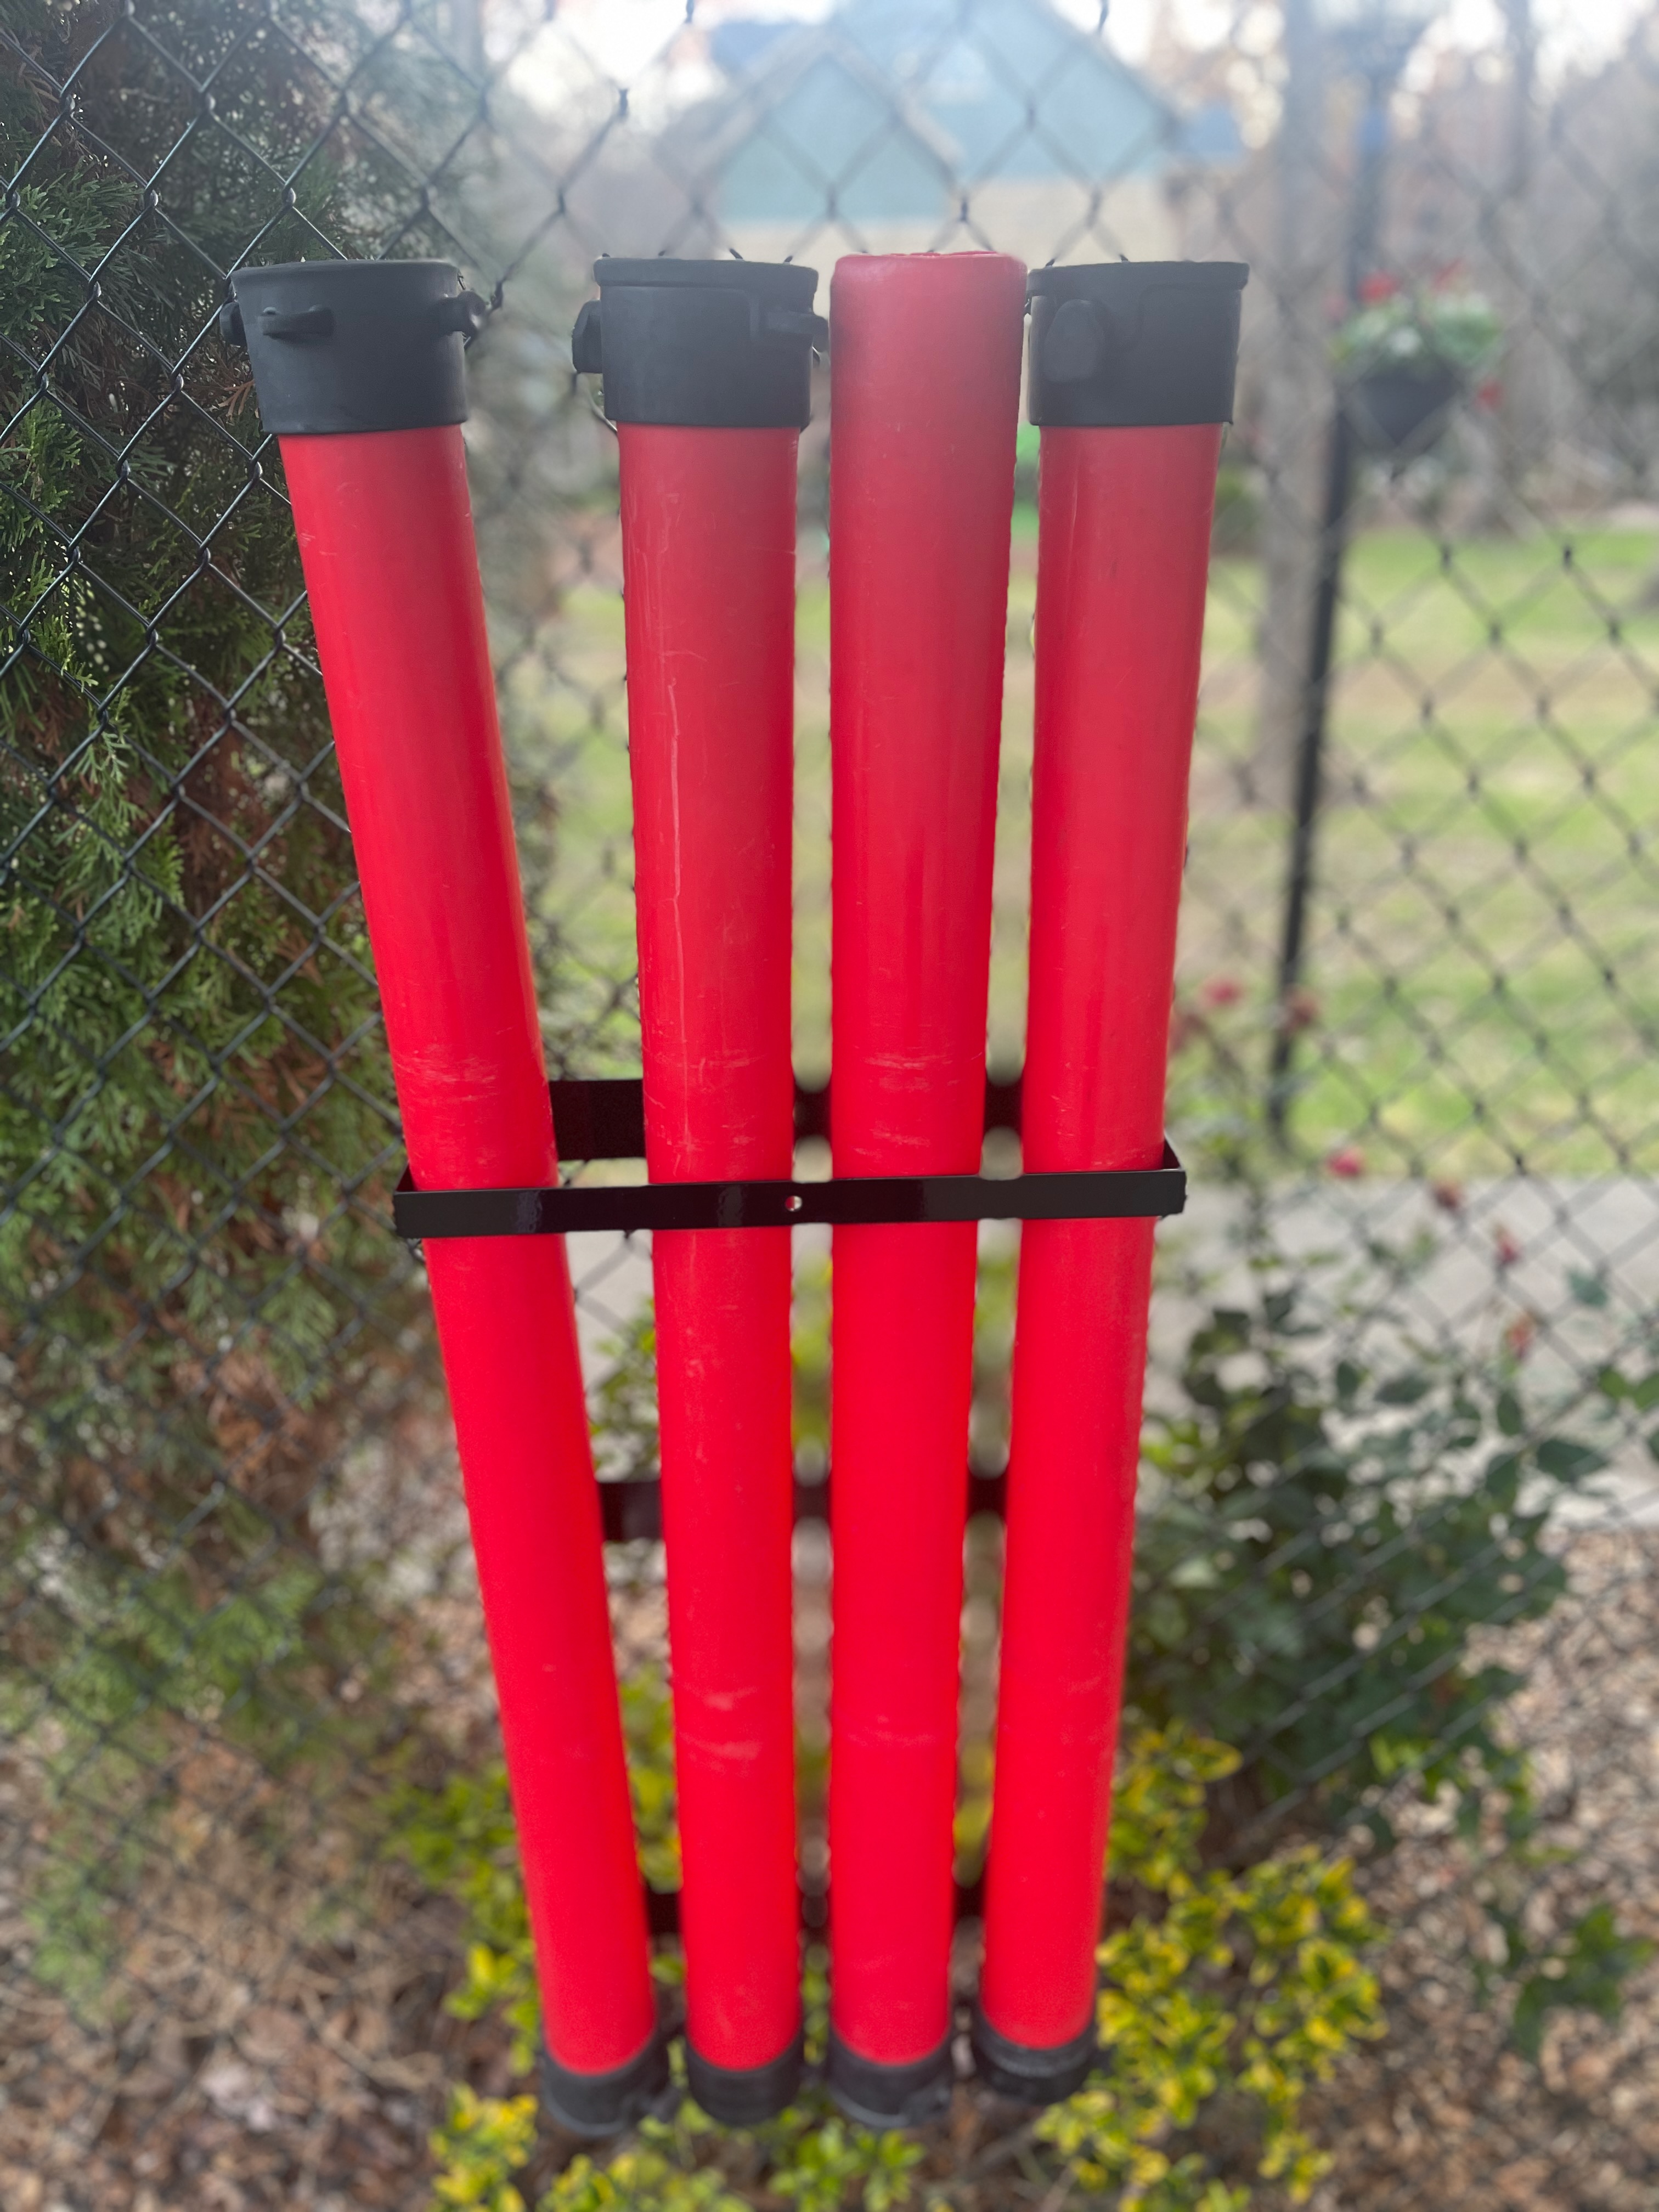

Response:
(1306, 1530), (1659, 2212)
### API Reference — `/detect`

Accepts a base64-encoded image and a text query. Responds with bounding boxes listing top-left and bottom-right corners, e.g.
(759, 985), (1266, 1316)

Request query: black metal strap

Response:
(643, 1873), (984, 1940)
(394, 1151), (1183, 1238)
(545, 1073), (1024, 1161)
(391, 1075), (1184, 1239)
(599, 1465), (1007, 1545)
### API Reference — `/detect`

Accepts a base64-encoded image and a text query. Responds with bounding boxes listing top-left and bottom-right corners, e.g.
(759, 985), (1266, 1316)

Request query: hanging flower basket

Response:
(1342, 363), (1463, 454)
(1333, 275), (1501, 457)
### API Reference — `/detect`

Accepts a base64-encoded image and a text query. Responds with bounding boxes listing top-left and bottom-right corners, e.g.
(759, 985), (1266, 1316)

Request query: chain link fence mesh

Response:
(3, 0), (1659, 2204)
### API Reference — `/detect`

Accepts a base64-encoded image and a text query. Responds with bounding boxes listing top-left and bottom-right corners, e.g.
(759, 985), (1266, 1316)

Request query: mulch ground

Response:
(1306, 1529), (1659, 2212)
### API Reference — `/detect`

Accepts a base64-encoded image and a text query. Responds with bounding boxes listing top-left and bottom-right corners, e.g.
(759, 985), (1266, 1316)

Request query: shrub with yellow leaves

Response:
(403, 1711), (1383, 2211)
(1040, 1723), (1385, 2209)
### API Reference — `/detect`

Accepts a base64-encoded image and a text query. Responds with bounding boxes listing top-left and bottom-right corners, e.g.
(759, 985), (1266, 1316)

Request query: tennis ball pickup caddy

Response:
(225, 247), (1243, 2133)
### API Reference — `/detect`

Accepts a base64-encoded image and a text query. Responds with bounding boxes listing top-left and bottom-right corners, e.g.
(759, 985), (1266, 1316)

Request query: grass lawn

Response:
(1190, 525), (1659, 1177)
(505, 516), (1659, 1181)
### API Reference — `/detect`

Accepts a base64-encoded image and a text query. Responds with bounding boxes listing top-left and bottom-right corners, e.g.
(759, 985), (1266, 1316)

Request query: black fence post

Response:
(1268, 23), (1424, 1146)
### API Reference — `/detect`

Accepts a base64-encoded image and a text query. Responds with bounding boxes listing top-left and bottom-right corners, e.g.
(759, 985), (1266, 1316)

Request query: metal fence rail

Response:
(3, 1), (1658, 2205)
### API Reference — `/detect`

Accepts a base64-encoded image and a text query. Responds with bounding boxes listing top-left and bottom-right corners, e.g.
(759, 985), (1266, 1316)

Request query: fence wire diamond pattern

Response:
(4, 1), (1659, 2205)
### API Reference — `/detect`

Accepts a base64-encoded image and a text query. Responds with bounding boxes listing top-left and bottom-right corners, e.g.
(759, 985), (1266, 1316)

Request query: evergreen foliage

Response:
(1, 0), (419, 1561)
(0, 0), (469, 1990)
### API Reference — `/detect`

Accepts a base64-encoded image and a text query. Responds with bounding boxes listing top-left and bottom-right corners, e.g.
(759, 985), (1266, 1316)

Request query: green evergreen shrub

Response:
(0, 0), (468, 1992)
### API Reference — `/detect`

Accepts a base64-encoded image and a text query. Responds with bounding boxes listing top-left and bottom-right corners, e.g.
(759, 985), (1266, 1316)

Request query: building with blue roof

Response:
(678, 0), (1242, 267)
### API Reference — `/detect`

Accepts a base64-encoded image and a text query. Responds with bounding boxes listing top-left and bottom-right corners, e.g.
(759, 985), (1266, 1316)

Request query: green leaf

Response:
(1374, 1372), (1432, 1407)
(1509, 1904), (1655, 2062)
(1533, 1438), (1607, 1482)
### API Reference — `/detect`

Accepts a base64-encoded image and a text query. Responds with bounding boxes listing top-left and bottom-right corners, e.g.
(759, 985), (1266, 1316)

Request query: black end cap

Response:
(826, 2028), (953, 2130)
(540, 2024), (672, 2137)
(225, 260), (487, 436)
(969, 2004), (1099, 2106)
(685, 2026), (805, 2126)
(1027, 261), (1248, 428)
(574, 257), (823, 429)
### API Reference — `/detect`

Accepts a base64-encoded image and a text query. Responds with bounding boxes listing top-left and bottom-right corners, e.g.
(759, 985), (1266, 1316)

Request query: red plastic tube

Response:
(977, 424), (1223, 2087)
(826, 252), (1026, 2125)
(617, 423), (803, 2119)
(279, 427), (661, 2118)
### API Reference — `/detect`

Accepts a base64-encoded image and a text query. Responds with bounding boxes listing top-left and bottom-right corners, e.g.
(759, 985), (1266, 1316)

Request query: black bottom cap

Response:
(685, 2025), (805, 2125)
(540, 2025), (672, 2137)
(969, 2004), (1099, 2105)
(826, 2027), (953, 2129)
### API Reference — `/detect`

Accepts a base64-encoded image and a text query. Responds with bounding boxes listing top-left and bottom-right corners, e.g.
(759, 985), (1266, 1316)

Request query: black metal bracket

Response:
(644, 1867), (989, 1940)
(598, 1463), (1006, 1547)
(391, 1076), (1184, 1241)
(541, 1073), (1018, 1160)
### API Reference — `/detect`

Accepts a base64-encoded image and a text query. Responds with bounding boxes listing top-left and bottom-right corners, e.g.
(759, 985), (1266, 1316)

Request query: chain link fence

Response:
(4, 0), (1659, 2205)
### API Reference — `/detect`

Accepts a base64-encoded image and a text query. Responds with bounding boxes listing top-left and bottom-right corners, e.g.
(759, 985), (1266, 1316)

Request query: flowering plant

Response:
(1333, 272), (1502, 379)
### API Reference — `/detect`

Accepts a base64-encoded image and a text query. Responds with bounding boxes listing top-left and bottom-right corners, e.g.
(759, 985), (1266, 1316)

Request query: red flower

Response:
(1327, 1147), (1365, 1180)
(1504, 1312), (1537, 1361)
(1494, 1225), (1522, 1269)
(1430, 1178), (1464, 1215)
(1280, 988), (1321, 1036)
(1201, 976), (1243, 1008)
(1359, 272), (1400, 304)
(1475, 378), (1503, 411)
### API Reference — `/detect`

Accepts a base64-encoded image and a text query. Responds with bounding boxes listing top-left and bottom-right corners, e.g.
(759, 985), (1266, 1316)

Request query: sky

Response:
(502, 0), (1654, 110)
